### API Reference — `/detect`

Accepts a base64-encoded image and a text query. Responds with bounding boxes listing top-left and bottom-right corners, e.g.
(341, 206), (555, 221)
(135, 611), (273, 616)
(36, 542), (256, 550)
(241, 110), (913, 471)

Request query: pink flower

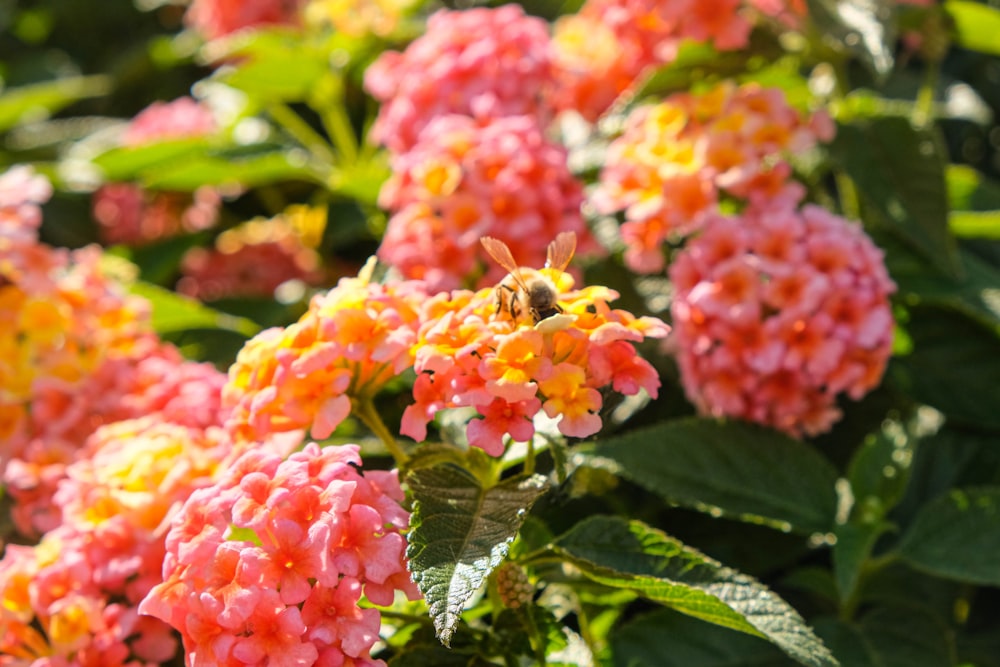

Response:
(365, 5), (555, 153)
(185, 0), (306, 40)
(140, 442), (420, 663)
(669, 203), (895, 437)
(122, 97), (216, 145)
(377, 114), (596, 290)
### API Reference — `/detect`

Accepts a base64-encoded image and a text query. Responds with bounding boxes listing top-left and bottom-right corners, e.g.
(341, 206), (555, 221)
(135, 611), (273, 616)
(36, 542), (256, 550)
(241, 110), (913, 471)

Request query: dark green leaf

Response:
(847, 416), (922, 521)
(857, 605), (954, 667)
(580, 418), (839, 535)
(944, 0), (1000, 56)
(899, 486), (1000, 586)
(0, 75), (111, 132)
(405, 466), (549, 646)
(832, 520), (891, 602)
(885, 235), (1000, 331)
(829, 117), (960, 277)
(611, 608), (798, 667)
(550, 516), (838, 667)
(805, 0), (896, 79)
(891, 307), (1000, 430)
(812, 617), (879, 667)
(129, 281), (260, 337)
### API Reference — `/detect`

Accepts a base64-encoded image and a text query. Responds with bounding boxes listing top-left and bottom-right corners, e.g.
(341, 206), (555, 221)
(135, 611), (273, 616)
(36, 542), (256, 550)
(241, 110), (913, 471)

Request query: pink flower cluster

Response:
(364, 5), (555, 154)
(593, 81), (834, 273)
(185, 0), (306, 40)
(669, 201), (896, 437)
(377, 114), (594, 291)
(402, 276), (669, 455)
(140, 441), (420, 666)
(224, 271), (427, 442)
(178, 210), (326, 301)
(550, 0), (754, 120)
(92, 98), (220, 247)
(0, 418), (242, 667)
(0, 166), (230, 538)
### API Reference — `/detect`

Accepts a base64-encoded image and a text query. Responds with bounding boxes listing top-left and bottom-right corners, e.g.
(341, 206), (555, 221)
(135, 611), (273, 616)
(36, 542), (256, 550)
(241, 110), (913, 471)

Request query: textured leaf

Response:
(130, 281), (260, 337)
(550, 516), (838, 667)
(805, 0), (896, 79)
(581, 418), (839, 535)
(611, 608), (797, 667)
(945, 0), (1000, 57)
(899, 486), (1000, 586)
(830, 117), (960, 278)
(891, 307), (1000, 430)
(406, 466), (549, 646)
(857, 605), (954, 667)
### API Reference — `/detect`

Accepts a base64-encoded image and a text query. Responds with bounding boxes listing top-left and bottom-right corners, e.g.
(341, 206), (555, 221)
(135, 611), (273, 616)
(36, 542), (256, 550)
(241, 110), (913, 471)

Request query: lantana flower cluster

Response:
(139, 442), (420, 666)
(401, 271), (670, 455)
(178, 205), (327, 301)
(92, 97), (221, 247)
(0, 418), (243, 666)
(1, 166), (230, 537)
(364, 5), (555, 154)
(224, 270), (428, 442)
(550, 0), (756, 120)
(668, 201), (896, 437)
(593, 81), (835, 273)
(377, 114), (594, 290)
(184, 0), (306, 40)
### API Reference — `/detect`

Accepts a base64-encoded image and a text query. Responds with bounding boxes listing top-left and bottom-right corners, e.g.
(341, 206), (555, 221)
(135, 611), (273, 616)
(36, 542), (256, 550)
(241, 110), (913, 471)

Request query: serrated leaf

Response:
(898, 486), (1000, 586)
(806, 0), (896, 79)
(580, 418), (839, 535)
(891, 307), (1000, 429)
(944, 0), (1000, 57)
(550, 516), (838, 667)
(829, 117), (960, 278)
(130, 281), (260, 338)
(612, 608), (798, 667)
(405, 466), (549, 646)
(0, 75), (112, 132)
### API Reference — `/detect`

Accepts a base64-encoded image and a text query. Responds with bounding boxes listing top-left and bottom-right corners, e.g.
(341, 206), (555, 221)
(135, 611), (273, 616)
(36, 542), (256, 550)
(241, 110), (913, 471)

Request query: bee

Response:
(480, 231), (577, 325)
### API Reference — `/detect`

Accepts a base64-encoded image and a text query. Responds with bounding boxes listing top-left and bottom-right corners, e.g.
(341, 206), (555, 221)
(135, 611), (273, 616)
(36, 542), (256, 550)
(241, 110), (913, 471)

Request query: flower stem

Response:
(353, 397), (409, 466)
(267, 102), (337, 167)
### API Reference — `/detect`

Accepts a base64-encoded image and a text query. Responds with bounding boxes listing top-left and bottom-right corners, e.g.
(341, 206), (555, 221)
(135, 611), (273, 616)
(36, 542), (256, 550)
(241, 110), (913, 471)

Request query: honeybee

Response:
(480, 231), (577, 325)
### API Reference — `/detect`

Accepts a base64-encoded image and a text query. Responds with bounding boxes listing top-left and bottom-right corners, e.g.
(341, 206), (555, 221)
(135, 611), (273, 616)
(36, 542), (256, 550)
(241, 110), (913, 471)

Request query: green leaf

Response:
(220, 52), (329, 102)
(946, 165), (1000, 211)
(0, 75), (112, 132)
(811, 617), (879, 667)
(805, 0), (896, 80)
(129, 281), (260, 338)
(611, 608), (797, 667)
(405, 466), (549, 646)
(949, 211), (1000, 239)
(832, 520), (891, 603)
(944, 0), (1000, 56)
(549, 516), (838, 667)
(857, 605), (954, 667)
(883, 234), (1000, 331)
(898, 486), (1000, 586)
(847, 417), (922, 521)
(580, 418), (839, 535)
(829, 117), (960, 278)
(92, 138), (215, 182)
(891, 307), (1000, 430)
(140, 149), (321, 190)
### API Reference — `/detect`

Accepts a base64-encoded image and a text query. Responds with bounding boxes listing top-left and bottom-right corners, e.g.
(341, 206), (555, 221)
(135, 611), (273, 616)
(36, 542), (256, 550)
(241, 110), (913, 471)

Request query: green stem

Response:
(353, 397), (409, 467)
(322, 102), (359, 165)
(267, 102), (337, 167)
(913, 57), (940, 130)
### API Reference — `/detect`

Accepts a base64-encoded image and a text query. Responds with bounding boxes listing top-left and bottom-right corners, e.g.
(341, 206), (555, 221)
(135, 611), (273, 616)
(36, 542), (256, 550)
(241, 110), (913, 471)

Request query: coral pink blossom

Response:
(365, 5), (555, 153)
(401, 270), (669, 453)
(140, 442), (420, 665)
(377, 114), (597, 290)
(549, 0), (753, 120)
(669, 202), (896, 437)
(594, 82), (832, 273)
(185, 0), (305, 40)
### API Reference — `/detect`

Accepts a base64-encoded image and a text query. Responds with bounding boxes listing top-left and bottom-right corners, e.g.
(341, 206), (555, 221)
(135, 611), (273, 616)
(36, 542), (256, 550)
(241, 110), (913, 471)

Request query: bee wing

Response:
(545, 231), (577, 272)
(481, 236), (529, 290)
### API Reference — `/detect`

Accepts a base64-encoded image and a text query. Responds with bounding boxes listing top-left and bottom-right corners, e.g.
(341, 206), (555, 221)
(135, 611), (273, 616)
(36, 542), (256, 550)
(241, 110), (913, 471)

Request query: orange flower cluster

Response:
(223, 261), (668, 455)
(401, 271), (669, 455)
(224, 268), (428, 442)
